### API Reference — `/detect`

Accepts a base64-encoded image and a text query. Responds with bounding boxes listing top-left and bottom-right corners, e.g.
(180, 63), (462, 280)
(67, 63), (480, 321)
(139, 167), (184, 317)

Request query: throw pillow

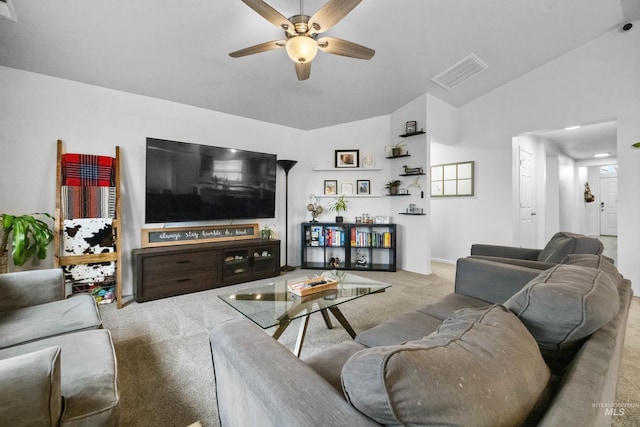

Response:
(562, 254), (622, 283)
(504, 264), (619, 371)
(341, 305), (550, 426)
(537, 232), (576, 263)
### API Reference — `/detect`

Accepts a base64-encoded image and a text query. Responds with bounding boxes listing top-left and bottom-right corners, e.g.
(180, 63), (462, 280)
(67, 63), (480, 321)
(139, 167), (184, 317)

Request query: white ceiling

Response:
(530, 120), (618, 161)
(0, 0), (636, 131)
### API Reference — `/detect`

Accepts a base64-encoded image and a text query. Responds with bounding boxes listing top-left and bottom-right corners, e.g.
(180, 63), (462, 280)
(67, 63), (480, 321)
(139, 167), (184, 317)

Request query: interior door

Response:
(519, 146), (536, 247)
(599, 177), (617, 236)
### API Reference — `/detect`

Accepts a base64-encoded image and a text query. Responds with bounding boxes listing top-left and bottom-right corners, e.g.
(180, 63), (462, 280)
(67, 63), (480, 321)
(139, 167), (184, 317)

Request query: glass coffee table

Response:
(218, 271), (391, 357)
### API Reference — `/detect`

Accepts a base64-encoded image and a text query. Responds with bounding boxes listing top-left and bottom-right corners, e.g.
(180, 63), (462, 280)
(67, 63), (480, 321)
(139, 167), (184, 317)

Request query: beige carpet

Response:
(99, 262), (639, 426)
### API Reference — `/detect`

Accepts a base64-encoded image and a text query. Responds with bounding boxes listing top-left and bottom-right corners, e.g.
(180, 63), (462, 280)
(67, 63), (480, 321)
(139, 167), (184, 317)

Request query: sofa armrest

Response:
(0, 269), (65, 312)
(470, 244), (541, 260)
(0, 346), (63, 426)
(210, 318), (379, 427)
(455, 257), (543, 303)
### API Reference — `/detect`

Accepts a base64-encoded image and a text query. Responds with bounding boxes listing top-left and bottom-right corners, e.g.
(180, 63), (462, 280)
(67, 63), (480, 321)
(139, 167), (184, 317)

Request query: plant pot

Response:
(389, 186), (399, 195)
(391, 148), (402, 157)
(260, 230), (272, 240)
(335, 216), (344, 223)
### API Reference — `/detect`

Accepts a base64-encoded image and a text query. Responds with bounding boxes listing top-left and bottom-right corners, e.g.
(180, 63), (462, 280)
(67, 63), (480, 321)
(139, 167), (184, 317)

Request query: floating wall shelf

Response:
(313, 167), (383, 171)
(399, 131), (426, 138)
(315, 194), (383, 199)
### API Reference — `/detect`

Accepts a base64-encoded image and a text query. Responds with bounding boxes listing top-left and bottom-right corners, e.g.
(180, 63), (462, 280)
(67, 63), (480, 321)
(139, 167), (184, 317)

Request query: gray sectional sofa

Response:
(0, 268), (119, 426)
(210, 253), (632, 426)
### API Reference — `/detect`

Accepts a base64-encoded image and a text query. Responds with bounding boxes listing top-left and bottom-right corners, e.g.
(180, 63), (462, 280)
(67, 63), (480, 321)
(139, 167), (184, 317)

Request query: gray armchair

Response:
(455, 232), (605, 304)
(0, 269), (119, 426)
(470, 231), (604, 270)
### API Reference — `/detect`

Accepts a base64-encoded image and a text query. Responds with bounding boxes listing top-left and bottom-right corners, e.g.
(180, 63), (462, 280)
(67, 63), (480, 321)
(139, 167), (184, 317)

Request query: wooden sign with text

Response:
(141, 224), (259, 248)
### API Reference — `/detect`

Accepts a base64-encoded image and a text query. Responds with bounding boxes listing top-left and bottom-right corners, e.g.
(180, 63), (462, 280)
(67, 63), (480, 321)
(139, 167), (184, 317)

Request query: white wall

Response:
(0, 66), (305, 295)
(430, 22), (640, 294)
(389, 94), (430, 274)
(558, 154), (577, 232)
(544, 155), (560, 241)
(0, 66), (429, 296)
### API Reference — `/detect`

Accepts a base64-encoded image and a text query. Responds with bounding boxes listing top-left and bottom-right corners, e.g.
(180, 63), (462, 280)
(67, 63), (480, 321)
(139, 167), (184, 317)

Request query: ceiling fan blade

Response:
(295, 62), (311, 81)
(317, 37), (375, 60)
(308, 0), (362, 34)
(229, 40), (286, 58)
(241, 0), (297, 35)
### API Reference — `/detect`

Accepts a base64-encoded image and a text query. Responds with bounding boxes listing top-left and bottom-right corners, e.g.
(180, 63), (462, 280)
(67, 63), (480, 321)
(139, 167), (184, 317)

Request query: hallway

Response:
(600, 235), (617, 264)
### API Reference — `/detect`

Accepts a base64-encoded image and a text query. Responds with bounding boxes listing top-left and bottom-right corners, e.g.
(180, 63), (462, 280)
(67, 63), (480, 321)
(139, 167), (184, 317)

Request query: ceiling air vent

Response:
(0, 0), (17, 22)
(431, 54), (487, 90)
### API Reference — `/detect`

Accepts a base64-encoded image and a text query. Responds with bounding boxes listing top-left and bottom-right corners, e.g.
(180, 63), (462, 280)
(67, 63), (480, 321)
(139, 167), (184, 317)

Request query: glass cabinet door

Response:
(222, 248), (251, 281)
(252, 244), (277, 275)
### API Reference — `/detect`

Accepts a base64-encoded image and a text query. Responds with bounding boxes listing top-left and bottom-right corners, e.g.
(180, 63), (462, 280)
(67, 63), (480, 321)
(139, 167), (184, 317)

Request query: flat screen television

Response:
(145, 138), (277, 223)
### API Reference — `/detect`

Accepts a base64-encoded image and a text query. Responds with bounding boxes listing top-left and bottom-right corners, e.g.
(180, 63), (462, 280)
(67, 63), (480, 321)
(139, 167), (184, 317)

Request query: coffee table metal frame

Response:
(218, 271), (391, 356)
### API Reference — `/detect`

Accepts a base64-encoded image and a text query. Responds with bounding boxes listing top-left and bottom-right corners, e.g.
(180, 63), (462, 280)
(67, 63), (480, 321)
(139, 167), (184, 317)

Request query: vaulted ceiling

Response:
(0, 0), (637, 131)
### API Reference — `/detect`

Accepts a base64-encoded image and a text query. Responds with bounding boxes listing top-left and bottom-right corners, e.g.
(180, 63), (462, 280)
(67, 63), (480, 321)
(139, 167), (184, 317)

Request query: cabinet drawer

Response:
(141, 250), (215, 276)
(139, 269), (218, 300)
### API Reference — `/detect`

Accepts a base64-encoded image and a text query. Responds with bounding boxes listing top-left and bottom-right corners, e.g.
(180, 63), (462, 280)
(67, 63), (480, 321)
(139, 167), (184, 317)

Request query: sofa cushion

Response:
(562, 254), (622, 283)
(504, 264), (619, 370)
(417, 292), (490, 321)
(0, 294), (102, 349)
(0, 346), (62, 426)
(537, 232), (603, 263)
(304, 340), (367, 393)
(0, 329), (119, 426)
(342, 305), (550, 426)
(354, 311), (442, 347)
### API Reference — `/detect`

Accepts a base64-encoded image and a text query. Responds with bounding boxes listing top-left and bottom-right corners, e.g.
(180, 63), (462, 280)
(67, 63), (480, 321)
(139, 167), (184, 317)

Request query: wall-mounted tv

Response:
(145, 138), (277, 223)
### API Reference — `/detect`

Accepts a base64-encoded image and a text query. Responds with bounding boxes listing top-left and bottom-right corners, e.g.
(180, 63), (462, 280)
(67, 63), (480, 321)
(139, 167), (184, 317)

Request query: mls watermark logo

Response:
(593, 402), (639, 417)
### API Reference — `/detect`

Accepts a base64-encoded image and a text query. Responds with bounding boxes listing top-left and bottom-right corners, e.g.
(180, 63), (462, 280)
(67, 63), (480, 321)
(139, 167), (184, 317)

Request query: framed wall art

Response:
(430, 160), (474, 197)
(324, 180), (337, 195)
(357, 180), (370, 194)
(341, 182), (354, 195)
(335, 149), (360, 168)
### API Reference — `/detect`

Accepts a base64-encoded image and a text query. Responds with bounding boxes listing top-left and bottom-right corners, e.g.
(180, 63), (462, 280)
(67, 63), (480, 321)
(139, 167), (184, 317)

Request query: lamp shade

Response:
(286, 36), (318, 64)
(277, 160), (298, 174)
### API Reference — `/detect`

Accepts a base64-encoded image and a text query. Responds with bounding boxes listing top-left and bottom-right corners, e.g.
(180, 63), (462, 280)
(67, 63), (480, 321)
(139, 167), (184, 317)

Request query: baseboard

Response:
(431, 257), (456, 265)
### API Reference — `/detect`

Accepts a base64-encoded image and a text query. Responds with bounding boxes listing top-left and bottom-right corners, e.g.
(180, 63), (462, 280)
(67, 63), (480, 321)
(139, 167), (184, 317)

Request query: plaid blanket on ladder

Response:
(62, 153), (115, 186)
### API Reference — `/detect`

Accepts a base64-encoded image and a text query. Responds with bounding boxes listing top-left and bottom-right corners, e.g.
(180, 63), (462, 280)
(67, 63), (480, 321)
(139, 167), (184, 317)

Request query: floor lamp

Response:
(277, 159), (298, 272)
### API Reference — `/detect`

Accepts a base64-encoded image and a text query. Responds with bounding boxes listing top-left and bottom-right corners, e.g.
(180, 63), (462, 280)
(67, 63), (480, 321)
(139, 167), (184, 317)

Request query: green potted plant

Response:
(386, 180), (401, 195)
(260, 223), (275, 240)
(1, 213), (54, 273)
(385, 141), (407, 158)
(328, 195), (348, 222)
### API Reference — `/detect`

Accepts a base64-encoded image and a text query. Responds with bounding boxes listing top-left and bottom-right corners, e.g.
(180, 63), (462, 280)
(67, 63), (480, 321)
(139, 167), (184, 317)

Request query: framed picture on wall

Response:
(324, 180), (337, 195)
(357, 180), (370, 194)
(341, 182), (354, 195)
(335, 150), (360, 168)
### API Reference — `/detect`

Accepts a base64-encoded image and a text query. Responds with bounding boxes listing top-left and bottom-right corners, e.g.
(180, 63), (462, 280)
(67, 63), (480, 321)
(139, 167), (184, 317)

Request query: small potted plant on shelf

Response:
(260, 223), (275, 240)
(385, 141), (407, 158)
(386, 180), (401, 195)
(328, 195), (348, 223)
(1, 213), (54, 273)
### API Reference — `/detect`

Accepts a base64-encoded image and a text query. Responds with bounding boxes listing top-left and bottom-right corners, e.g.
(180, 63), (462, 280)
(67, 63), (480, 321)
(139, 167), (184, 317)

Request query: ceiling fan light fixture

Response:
(286, 36), (318, 64)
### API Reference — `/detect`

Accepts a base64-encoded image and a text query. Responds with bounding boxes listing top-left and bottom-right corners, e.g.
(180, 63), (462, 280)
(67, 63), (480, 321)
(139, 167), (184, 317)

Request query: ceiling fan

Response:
(229, 0), (375, 80)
